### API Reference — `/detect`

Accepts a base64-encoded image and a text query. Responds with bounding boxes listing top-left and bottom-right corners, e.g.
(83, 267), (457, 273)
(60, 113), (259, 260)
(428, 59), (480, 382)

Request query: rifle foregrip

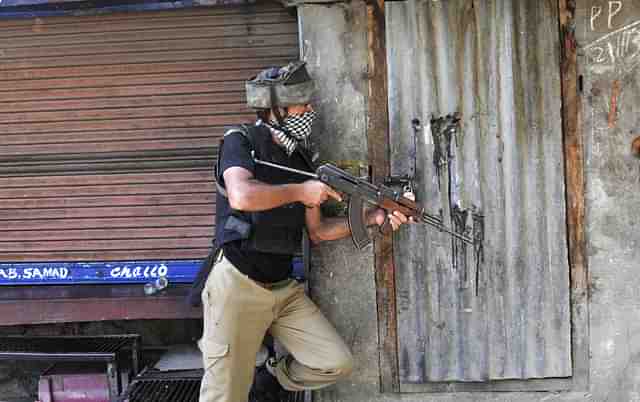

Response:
(348, 196), (371, 250)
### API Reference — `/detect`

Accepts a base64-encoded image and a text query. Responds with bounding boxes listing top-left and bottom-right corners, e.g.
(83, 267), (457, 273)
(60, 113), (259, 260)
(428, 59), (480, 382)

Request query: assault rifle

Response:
(252, 154), (476, 249)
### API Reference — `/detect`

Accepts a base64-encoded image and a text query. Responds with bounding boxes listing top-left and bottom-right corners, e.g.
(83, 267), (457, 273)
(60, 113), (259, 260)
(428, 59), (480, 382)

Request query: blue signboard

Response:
(0, 260), (202, 285)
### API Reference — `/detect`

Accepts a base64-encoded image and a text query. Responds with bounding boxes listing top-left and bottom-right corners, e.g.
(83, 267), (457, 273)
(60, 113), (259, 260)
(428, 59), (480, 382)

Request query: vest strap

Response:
(216, 181), (228, 198)
(217, 125), (253, 198)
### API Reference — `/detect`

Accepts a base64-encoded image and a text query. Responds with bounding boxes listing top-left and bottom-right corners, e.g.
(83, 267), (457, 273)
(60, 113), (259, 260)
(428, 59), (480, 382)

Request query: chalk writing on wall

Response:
(585, 2), (640, 75)
(585, 21), (640, 74)
(591, 1), (623, 31)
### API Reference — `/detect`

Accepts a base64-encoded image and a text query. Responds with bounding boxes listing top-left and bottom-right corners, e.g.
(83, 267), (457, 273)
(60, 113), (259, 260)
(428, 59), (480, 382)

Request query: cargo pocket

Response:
(203, 340), (229, 371)
(205, 287), (232, 328)
(203, 268), (233, 327)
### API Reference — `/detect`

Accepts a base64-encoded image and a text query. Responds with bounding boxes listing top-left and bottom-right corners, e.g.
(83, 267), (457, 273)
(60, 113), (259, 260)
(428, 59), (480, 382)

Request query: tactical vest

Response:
(215, 124), (314, 255)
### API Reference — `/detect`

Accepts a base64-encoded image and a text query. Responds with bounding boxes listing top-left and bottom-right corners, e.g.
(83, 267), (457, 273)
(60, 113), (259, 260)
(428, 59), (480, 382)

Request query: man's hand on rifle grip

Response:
(367, 209), (411, 232)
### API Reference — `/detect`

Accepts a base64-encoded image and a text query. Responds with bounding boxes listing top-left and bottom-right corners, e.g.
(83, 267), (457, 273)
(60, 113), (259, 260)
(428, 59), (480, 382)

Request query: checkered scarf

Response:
(281, 110), (316, 141)
(264, 110), (316, 155)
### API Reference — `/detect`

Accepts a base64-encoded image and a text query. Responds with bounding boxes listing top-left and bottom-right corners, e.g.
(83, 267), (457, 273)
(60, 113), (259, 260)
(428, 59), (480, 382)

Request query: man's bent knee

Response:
(333, 351), (354, 379)
(318, 348), (353, 380)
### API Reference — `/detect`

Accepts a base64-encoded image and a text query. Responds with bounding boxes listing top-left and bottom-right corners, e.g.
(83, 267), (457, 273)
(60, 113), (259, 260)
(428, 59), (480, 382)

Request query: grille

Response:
(120, 370), (201, 402)
(0, 334), (138, 355)
(286, 390), (310, 402)
(125, 377), (201, 402)
(121, 369), (309, 402)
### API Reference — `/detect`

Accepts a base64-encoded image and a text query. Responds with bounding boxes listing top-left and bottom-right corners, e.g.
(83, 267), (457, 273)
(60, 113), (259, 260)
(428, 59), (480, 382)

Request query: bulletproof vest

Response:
(215, 124), (313, 255)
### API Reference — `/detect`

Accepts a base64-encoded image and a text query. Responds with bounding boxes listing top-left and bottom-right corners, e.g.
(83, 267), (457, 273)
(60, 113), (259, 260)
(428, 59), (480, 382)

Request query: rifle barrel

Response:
(420, 212), (475, 245)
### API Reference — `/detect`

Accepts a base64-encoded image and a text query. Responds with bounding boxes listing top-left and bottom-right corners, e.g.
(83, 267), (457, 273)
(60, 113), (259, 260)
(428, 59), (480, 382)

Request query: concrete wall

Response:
(299, 1), (369, 165)
(300, 1), (640, 401)
(577, 0), (640, 401)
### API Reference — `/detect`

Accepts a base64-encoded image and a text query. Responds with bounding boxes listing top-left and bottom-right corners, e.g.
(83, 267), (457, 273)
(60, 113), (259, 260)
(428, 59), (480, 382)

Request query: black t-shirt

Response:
(216, 124), (309, 283)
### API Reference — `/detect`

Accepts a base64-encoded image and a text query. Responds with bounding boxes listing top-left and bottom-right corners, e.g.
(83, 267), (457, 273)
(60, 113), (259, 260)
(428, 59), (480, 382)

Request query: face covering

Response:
(266, 110), (317, 155)
(281, 110), (316, 140)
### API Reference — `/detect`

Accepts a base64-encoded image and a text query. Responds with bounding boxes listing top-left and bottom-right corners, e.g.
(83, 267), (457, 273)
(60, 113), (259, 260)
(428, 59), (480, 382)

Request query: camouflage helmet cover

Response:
(245, 61), (315, 109)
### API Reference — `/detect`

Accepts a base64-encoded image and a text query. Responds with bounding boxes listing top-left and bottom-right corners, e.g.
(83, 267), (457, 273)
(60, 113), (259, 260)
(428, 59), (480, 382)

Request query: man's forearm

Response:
(308, 216), (351, 243)
(306, 207), (384, 244)
(228, 178), (302, 211)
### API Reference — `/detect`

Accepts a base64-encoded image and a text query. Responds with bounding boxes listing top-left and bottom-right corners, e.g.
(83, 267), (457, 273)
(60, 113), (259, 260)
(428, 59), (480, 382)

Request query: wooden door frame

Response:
(367, 0), (589, 393)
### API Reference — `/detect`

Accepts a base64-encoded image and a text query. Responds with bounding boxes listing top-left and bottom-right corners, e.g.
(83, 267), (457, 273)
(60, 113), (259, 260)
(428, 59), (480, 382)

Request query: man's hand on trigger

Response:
(299, 180), (342, 208)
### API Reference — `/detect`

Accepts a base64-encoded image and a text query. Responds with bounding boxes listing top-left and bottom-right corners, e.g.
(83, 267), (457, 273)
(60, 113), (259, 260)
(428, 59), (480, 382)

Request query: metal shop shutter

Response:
(0, 2), (298, 281)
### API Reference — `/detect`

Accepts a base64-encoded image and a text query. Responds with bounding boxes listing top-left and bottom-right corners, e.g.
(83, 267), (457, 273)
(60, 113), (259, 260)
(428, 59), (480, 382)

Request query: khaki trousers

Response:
(198, 255), (353, 402)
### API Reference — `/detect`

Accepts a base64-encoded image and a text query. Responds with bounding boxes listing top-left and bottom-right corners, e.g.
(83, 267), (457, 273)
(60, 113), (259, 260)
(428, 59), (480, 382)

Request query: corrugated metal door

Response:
(0, 2), (298, 282)
(387, 0), (571, 387)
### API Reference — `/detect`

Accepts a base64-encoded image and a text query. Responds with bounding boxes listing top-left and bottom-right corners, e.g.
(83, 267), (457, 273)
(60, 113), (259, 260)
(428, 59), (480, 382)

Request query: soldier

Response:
(198, 61), (409, 402)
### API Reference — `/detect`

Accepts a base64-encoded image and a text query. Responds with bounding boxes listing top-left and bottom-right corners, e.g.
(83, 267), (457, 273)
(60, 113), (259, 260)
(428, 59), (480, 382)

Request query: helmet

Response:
(246, 61), (315, 109)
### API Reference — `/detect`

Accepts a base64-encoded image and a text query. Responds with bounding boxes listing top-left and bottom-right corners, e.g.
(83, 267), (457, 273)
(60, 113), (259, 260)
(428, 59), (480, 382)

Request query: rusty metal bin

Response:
(37, 361), (132, 402)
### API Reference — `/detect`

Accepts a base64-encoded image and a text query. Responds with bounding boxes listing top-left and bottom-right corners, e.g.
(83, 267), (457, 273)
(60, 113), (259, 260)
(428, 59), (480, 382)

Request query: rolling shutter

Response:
(0, 2), (299, 282)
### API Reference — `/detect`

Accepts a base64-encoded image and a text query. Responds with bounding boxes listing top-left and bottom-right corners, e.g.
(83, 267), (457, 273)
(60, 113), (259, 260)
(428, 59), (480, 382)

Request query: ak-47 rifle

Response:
(251, 153), (476, 249)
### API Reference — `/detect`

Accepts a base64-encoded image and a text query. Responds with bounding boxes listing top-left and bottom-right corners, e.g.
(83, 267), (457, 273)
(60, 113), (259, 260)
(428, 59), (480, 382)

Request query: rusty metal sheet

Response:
(387, 0), (571, 385)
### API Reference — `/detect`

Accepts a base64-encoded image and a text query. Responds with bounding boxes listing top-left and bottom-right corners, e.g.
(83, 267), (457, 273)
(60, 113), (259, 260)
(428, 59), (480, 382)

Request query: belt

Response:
(254, 278), (293, 290)
(214, 247), (224, 263)
(220, 250), (293, 290)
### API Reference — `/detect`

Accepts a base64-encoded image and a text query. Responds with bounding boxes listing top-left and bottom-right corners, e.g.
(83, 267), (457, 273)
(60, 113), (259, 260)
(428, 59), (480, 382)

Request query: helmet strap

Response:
(268, 85), (286, 125)
(271, 106), (285, 126)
